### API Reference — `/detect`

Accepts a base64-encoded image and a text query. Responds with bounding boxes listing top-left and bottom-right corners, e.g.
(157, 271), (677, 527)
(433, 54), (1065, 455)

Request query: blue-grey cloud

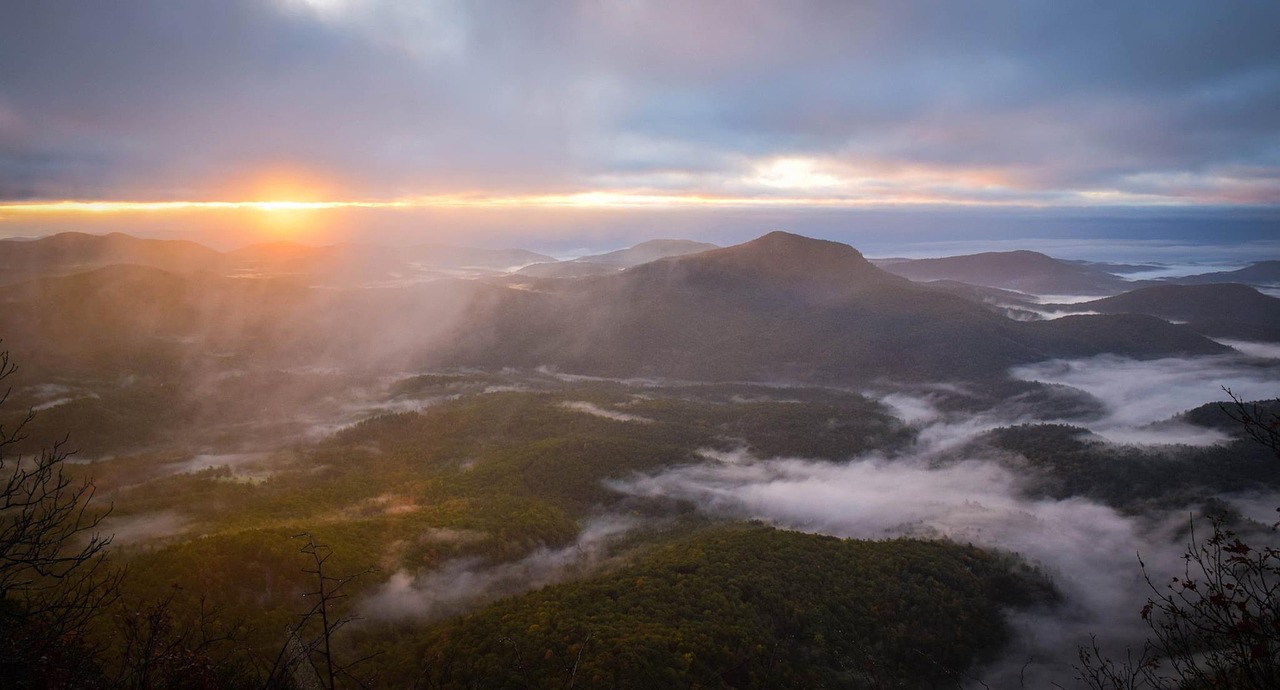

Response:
(1, 0), (1278, 205)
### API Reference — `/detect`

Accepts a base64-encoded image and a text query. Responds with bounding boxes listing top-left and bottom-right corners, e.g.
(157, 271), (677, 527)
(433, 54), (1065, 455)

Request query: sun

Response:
(238, 168), (336, 241)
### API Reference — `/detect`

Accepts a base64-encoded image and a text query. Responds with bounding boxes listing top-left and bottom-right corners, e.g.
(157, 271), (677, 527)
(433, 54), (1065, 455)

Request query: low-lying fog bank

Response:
(600, 351), (1280, 686)
(39, 342), (1276, 688)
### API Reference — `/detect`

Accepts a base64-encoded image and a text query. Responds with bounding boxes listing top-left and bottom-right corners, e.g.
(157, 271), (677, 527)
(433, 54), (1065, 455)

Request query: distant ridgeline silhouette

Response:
(3, 230), (1269, 383)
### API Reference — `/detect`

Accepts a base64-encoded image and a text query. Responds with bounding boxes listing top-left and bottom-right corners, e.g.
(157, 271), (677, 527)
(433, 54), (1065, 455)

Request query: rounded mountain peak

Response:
(706, 231), (878, 275)
(653, 231), (896, 300)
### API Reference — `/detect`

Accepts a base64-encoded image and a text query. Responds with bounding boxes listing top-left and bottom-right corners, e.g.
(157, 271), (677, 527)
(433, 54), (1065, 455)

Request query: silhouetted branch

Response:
(0, 344), (121, 679)
(266, 533), (376, 690)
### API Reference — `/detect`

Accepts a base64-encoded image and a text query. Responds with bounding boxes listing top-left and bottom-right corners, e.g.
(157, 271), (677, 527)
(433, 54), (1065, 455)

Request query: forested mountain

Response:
(515, 260), (621, 278)
(398, 525), (1053, 689)
(444, 232), (1228, 381)
(0, 263), (484, 374)
(878, 249), (1146, 295)
(1057, 283), (1280, 341)
(516, 239), (719, 278)
(0, 231), (1231, 383)
(1, 232), (553, 287)
(228, 240), (554, 281)
(575, 238), (720, 267)
(1167, 260), (1280, 288)
(0, 231), (226, 284)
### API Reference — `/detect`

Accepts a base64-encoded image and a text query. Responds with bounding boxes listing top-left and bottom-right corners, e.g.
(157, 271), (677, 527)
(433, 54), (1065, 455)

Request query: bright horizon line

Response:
(0, 190), (1215, 215)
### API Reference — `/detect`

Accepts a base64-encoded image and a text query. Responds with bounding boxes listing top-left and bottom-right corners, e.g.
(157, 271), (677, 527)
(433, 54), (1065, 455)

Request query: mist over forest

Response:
(2, 228), (1278, 688)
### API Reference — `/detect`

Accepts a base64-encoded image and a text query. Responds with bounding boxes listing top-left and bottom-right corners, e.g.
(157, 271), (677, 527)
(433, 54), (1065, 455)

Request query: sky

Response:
(0, 0), (1278, 252)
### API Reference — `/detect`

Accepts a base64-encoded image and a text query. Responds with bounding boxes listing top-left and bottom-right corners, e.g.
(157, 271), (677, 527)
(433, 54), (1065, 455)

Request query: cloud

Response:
(604, 351), (1280, 681)
(560, 401), (653, 423)
(358, 515), (637, 621)
(606, 451), (1193, 685)
(94, 511), (190, 546)
(1012, 354), (1280, 444)
(1, 1), (1277, 209)
(1215, 339), (1280, 360)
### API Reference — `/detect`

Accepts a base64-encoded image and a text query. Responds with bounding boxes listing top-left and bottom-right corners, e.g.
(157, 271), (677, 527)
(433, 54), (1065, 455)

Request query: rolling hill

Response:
(1052, 283), (1280, 342)
(516, 239), (719, 279)
(0, 231), (226, 284)
(576, 238), (720, 267)
(0, 231), (1231, 384)
(1166, 260), (1280, 288)
(2, 232), (555, 287)
(442, 232), (1227, 382)
(878, 249), (1146, 296)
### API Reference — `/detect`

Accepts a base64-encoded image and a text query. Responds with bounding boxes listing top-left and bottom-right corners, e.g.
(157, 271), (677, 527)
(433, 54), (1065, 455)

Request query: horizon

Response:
(7, 221), (1280, 268)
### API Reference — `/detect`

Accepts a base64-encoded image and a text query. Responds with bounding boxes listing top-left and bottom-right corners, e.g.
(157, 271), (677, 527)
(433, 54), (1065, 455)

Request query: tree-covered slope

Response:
(878, 249), (1144, 295)
(443, 233), (1229, 382)
(1065, 283), (1280, 342)
(391, 525), (1053, 689)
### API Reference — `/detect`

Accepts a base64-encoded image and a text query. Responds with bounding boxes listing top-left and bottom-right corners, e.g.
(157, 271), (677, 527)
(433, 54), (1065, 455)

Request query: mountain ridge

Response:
(1052, 283), (1280, 342)
(879, 249), (1147, 296)
(0, 230), (1234, 383)
(441, 232), (1228, 382)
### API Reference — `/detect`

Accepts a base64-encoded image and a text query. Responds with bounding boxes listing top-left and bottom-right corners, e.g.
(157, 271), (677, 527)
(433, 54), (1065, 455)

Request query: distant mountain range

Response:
(875, 250), (1147, 296)
(876, 250), (1280, 297)
(440, 232), (1226, 382)
(516, 239), (719, 279)
(1044, 283), (1280, 342)
(0, 231), (225, 284)
(0, 232), (555, 286)
(1162, 260), (1280, 287)
(1, 230), (1261, 383)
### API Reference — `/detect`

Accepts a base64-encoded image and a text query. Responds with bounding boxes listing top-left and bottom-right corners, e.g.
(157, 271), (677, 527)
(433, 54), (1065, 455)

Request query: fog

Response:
(607, 452), (1183, 686)
(1012, 356), (1279, 422)
(601, 351), (1280, 685)
(1019, 307), (1102, 321)
(359, 516), (639, 623)
(560, 401), (653, 423)
(1012, 354), (1280, 445)
(354, 350), (1260, 670)
(1216, 339), (1280, 360)
(877, 351), (1279, 451)
(92, 511), (191, 547)
(608, 450), (1187, 681)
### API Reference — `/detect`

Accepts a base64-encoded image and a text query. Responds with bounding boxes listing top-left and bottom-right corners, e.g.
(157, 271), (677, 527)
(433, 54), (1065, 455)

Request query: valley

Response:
(2, 230), (1278, 687)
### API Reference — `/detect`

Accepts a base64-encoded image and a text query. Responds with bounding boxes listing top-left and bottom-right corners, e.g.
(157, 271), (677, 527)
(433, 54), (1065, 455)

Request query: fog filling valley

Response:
(303, 348), (1278, 685)
(24, 313), (1280, 686)
(602, 351), (1280, 683)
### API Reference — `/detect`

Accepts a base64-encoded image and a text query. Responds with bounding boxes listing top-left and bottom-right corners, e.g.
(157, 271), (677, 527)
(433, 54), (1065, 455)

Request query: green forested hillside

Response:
(1070, 283), (1280, 341)
(978, 422), (1280, 509)
(373, 525), (1054, 689)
